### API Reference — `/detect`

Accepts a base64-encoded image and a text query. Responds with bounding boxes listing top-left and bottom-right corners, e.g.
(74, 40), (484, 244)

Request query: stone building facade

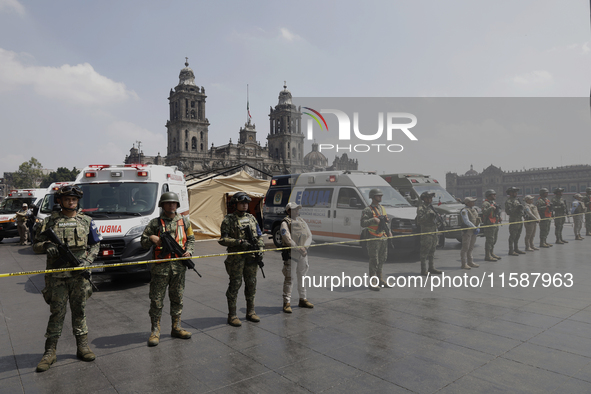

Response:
(446, 164), (591, 206)
(124, 60), (360, 177)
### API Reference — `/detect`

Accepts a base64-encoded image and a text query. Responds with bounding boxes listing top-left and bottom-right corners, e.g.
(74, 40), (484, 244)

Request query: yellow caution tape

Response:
(0, 213), (583, 278)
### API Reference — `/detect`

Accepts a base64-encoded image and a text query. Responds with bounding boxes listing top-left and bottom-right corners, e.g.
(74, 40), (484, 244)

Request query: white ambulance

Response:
(74, 164), (190, 277)
(36, 182), (74, 221)
(289, 171), (419, 254)
(0, 188), (47, 242)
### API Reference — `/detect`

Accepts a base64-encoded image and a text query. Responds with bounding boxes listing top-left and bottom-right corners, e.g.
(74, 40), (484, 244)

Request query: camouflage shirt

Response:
(550, 196), (567, 216)
(218, 212), (264, 257)
(417, 201), (437, 232)
(584, 194), (591, 210)
(33, 211), (101, 278)
(481, 199), (500, 224)
(504, 197), (524, 222)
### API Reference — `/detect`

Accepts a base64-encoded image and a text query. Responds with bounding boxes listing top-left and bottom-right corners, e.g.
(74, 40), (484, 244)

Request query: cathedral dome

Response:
(277, 82), (292, 106)
(179, 59), (196, 86)
(465, 164), (478, 176)
(304, 142), (328, 168)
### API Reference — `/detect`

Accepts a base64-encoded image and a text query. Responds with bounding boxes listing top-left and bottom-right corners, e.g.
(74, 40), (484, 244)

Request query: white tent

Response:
(187, 169), (270, 239)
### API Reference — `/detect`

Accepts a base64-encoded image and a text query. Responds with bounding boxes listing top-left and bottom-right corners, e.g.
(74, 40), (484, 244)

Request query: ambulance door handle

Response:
(328, 210), (331, 218)
(333, 210), (337, 218)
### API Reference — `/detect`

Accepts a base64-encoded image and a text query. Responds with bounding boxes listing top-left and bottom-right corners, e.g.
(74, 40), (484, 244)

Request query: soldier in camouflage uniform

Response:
(33, 185), (101, 372)
(536, 188), (553, 248)
(417, 192), (442, 275)
(482, 189), (502, 261)
(584, 187), (591, 236)
(141, 192), (195, 347)
(361, 189), (392, 290)
(505, 187), (526, 256)
(551, 187), (568, 244)
(218, 192), (265, 327)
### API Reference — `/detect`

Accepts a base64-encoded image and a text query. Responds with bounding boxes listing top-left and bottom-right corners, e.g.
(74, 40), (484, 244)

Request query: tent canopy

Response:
(188, 169), (269, 239)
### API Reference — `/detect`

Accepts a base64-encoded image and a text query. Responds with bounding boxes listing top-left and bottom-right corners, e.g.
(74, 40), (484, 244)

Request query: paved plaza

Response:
(2, 223), (591, 393)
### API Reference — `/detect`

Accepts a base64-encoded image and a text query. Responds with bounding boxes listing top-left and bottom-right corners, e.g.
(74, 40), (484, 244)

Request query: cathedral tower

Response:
(166, 59), (210, 171)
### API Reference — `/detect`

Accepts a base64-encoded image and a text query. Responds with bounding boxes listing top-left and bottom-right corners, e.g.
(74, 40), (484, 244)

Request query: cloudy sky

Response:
(0, 0), (589, 185)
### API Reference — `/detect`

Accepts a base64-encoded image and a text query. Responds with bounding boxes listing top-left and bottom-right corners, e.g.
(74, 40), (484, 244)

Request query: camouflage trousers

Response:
(224, 256), (258, 310)
(43, 275), (92, 338)
(508, 222), (523, 247)
(585, 213), (591, 233)
(420, 233), (437, 262)
(483, 226), (498, 256)
(149, 263), (186, 319)
(539, 219), (551, 242)
(367, 237), (388, 278)
(554, 217), (565, 240)
(282, 255), (309, 303)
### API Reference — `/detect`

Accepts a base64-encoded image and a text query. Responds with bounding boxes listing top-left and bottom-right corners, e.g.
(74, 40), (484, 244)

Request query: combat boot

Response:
(491, 250), (502, 260)
(555, 238), (564, 244)
(227, 307), (242, 327)
(36, 337), (58, 372)
(171, 316), (192, 339)
(246, 301), (260, 322)
(75, 334), (96, 362)
(283, 302), (292, 313)
(515, 248), (526, 254)
(420, 261), (428, 276)
(561, 237), (568, 244)
(298, 299), (314, 308)
(461, 263), (471, 270)
(428, 258), (442, 275)
(148, 317), (161, 346)
(467, 262), (479, 268)
(508, 243), (518, 256)
(484, 251), (497, 262)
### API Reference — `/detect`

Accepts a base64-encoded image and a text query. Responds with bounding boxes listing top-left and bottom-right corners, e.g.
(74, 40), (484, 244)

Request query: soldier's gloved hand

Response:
(240, 239), (252, 249)
(44, 242), (59, 258)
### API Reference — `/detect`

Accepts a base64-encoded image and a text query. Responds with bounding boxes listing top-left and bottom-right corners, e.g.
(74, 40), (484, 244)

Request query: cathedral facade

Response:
(125, 61), (358, 177)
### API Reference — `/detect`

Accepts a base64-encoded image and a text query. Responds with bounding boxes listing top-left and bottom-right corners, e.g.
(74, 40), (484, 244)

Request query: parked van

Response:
(289, 171), (418, 253)
(0, 188), (47, 242)
(36, 182), (74, 221)
(74, 164), (189, 277)
(382, 173), (464, 246)
(262, 173), (300, 247)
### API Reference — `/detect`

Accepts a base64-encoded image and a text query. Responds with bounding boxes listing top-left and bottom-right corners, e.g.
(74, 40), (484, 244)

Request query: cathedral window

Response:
(192, 137), (197, 149)
(172, 138), (176, 152)
(292, 148), (297, 159)
(185, 130), (188, 139)
(191, 101), (195, 108)
(185, 142), (188, 151)
(288, 151), (290, 159)
(191, 110), (196, 119)
(200, 143), (203, 151)
(200, 131), (203, 139)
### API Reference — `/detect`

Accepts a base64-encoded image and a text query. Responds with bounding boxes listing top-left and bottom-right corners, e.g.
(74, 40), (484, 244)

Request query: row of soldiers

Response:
(413, 186), (591, 275)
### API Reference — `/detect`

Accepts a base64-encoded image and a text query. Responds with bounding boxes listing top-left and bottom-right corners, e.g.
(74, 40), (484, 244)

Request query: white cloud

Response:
(280, 28), (300, 42)
(0, 48), (138, 105)
(512, 70), (553, 85)
(0, 0), (24, 15)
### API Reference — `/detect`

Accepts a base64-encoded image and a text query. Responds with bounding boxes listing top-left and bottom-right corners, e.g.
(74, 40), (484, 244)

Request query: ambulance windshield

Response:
(77, 182), (158, 216)
(413, 185), (457, 204)
(359, 186), (411, 208)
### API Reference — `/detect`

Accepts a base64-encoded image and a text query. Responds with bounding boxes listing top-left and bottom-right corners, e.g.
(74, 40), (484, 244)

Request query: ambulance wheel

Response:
(0, 237), (3, 242)
(272, 225), (282, 248)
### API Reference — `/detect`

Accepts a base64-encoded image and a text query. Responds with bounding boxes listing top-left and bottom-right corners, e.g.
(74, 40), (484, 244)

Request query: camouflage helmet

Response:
(57, 185), (83, 199)
(485, 189), (497, 197)
(420, 191), (435, 200)
(230, 191), (251, 204)
(553, 187), (565, 194)
(506, 186), (519, 194)
(539, 188), (549, 194)
(369, 188), (384, 199)
(158, 191), (180, 208)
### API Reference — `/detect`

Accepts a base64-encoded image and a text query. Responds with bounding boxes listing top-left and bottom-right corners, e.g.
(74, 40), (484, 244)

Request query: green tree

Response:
(13, 158), (44, 188)
(40, 167), (80, 188)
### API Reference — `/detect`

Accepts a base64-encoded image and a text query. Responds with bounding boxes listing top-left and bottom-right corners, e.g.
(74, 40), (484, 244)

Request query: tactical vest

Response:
(483, 200), (497, 224)
(460, 206), (480, 229)
(538, 197), (552, 218)
(282, 217), (310, 247)
(155, 217), (186, 259)
(367, 205), (387, 237)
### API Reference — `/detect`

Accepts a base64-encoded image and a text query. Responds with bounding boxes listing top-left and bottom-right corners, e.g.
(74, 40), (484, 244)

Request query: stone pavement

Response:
(1, 224), (591, 393)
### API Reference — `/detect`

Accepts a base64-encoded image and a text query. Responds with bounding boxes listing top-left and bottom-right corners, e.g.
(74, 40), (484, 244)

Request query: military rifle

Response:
(241, 224), (266, 278)
(428, 204), (446, 230)
(159, 231), (202, 277)
(41, 228), (98, 291)
(376, 215), (390, 235)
